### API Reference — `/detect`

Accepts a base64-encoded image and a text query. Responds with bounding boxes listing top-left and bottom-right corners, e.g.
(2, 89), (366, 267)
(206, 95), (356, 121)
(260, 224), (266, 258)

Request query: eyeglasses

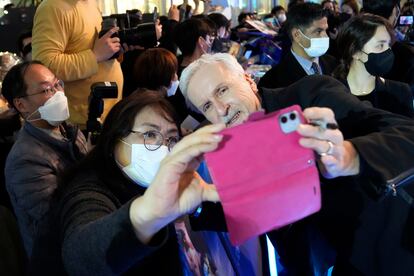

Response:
(20, 79), (64, 98)
(130, 129), (180, 151)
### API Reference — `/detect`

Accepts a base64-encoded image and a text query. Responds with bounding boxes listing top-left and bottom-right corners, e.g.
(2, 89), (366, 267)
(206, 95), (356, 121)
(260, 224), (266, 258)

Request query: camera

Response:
(99, 9), (158, 59)
(87, 82), (118, 144)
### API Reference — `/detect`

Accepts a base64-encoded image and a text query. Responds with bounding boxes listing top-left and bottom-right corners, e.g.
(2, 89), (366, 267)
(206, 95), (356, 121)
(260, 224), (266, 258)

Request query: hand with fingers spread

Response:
(130, 123), (225, 243)
(297, 107), (360, 179)
(93, 27), (121, 62)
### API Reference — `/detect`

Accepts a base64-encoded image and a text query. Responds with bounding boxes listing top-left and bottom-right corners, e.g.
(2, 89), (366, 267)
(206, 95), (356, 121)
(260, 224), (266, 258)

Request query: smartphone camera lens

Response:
(289, 112), (296, 120)
(281, 116), (287, 123)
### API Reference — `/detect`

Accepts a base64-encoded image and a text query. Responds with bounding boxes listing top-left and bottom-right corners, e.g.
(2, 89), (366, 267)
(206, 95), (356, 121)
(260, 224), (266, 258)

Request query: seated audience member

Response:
(363, 0), (414, 89)
(17, 30), (32, 61)
(333, 14), (413, 117)
(172, 18), (215, 123)
(272, 5), (287, 25)
(56, 91), (264, 275)
(341, 0), (359, 16)
(258, 3), (338, 90)
(1, 61), (87, 259)
(322, 0), (335, 12)
(208, 13), (231, 53)
(132, 48), (179, 97)
(180, 53), (414, 275)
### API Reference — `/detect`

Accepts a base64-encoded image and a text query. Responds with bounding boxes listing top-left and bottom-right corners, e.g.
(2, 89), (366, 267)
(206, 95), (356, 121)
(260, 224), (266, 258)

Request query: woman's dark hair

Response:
(60, 90), (181, 195)
(174, 18), (214, 57)
(333, 14), (394, 79)
(1, 60), (43, 110)
(362, 0), (400, 20)
(285, 3), (328, 40)
(341, 0), (360, 15)
(133, 48), (178, 91)
(208, 13), (230, 29)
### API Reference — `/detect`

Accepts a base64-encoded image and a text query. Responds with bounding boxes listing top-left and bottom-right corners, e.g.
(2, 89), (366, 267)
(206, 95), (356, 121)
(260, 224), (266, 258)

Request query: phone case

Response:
(204, 105), (321, 245)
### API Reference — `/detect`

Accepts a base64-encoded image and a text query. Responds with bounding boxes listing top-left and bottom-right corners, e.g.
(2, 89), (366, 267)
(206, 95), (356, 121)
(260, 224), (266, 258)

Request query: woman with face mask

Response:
(133, 48), (205, 125)
(56, 90), (225, 275)
(333, 14), (414, 117)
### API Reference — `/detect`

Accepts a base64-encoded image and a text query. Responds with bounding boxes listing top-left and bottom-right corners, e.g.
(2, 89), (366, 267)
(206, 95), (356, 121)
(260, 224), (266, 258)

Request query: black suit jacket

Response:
(262, 75), (414, 276)
(258, 50), (338, 91)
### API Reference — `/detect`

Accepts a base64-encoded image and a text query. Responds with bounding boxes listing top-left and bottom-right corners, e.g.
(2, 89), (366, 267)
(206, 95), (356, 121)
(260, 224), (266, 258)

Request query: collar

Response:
(291, 49), (319, 75)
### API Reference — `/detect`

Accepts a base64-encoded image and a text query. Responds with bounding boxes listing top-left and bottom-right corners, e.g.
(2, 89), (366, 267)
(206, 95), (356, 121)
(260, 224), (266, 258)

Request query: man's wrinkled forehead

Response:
(187, 62), (230, 100)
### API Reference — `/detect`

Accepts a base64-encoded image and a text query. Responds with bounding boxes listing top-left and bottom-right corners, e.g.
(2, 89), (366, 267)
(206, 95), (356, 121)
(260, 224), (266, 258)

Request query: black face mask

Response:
(362, 48), (395, 77)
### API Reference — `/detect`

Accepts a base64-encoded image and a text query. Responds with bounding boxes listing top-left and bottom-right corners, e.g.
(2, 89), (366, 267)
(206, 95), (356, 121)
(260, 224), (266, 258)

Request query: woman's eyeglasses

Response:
(130, 129), (180, 151)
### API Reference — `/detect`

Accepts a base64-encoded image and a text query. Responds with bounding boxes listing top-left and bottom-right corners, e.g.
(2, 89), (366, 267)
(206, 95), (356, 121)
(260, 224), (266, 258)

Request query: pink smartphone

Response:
(204, 105), (321, 245)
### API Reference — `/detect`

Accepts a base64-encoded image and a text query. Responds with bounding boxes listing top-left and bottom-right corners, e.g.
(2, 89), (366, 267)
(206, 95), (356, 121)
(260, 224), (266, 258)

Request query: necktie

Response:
(311, 62), (322, 75)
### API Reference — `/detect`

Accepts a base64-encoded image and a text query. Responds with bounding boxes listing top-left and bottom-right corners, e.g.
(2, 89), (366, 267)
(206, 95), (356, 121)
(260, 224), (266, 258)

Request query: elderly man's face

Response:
(187, 62), (260, 127)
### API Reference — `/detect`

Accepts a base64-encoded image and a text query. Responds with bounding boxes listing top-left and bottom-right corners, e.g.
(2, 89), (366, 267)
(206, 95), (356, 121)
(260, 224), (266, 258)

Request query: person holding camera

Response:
(1, 61), (88, 260)
(32, 0), (123, 128)
(333, 14), (413, 118)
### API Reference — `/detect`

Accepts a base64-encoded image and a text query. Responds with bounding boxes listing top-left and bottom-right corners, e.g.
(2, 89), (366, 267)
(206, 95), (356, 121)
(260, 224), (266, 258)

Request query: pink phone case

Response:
(204, 105), (321, 245)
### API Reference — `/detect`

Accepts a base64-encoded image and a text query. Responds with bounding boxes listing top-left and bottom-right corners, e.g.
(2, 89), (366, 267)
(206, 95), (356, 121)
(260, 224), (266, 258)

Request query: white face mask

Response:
(26, 91), (70, 126)
(119, 142), (169, 187)
(298, 29), (330, 58)
(277, 13), (286, 23)
(167, 80), (179, 97)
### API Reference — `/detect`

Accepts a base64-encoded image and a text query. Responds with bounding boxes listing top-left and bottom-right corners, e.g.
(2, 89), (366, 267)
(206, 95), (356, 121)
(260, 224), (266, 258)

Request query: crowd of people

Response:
(0, 0), (414, 275)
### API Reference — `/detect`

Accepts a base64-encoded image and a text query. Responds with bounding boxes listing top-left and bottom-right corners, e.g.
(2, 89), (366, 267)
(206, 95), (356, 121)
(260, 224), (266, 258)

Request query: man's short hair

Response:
(271, 6), (285, 16)
(208, 13), (230, 29)
(179, 53), (245, 112)
(363, 0), (400, 20)
(285, 3), (328, 40)
(173, 18), (214, 57)
(2, 60), (43, 110)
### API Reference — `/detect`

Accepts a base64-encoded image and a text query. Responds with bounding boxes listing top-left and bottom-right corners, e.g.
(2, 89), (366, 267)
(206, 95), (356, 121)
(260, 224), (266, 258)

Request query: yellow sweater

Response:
(32, 0), (123, 126)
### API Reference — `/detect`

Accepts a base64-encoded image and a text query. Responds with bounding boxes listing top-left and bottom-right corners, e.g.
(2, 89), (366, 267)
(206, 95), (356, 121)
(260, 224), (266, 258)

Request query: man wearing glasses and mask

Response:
(1, 61), (88, 259)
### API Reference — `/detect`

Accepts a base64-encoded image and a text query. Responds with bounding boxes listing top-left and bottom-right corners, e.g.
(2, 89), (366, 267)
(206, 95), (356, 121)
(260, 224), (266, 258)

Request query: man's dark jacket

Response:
(261, 75), (414, 276)
(258, 50), (338, 90)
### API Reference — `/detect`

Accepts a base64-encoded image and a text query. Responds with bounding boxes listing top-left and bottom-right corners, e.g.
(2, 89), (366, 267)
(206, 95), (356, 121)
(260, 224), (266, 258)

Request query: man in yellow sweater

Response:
(32, 0), (123, 127)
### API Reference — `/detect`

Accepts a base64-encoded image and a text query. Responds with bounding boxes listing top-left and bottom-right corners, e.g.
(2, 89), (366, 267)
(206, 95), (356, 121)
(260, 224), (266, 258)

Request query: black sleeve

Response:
(59, 177), (168, 275)
(189, 202), (228, 232)
(263, 75), (414, 198)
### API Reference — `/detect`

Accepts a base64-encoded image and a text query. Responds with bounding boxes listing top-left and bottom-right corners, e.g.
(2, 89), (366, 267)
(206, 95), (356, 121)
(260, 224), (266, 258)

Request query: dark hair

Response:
(362, 0), (400, 19)
(333, 14), (394, 79)
(285, 3), (328, 40)
(133, 48), (178, 91)
(271, 6), (285, 16)
(208, 13), (230, 29)
(237, 12), (250, 24)
(17, 30), (32, 54)
(1, 60), (43, 110)
(60, 90), (181, 196)
(174, 18), (214, 56)
(321, 0), (334, 8)
(288, 0), (305, 10)
(342, 0), (360, 15)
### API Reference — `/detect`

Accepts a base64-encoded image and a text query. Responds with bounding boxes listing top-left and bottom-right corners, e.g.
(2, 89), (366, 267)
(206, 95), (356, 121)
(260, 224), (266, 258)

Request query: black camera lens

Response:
(289, 112), (296, 120)
(281, 116), (287, 123)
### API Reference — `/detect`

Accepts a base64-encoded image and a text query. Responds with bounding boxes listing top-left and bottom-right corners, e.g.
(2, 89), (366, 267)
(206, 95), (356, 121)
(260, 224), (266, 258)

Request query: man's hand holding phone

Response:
(297, 107), (360, 179)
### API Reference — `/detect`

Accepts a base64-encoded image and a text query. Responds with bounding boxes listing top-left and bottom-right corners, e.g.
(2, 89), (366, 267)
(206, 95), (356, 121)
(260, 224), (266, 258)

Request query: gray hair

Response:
(179, 53), (246, 113)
